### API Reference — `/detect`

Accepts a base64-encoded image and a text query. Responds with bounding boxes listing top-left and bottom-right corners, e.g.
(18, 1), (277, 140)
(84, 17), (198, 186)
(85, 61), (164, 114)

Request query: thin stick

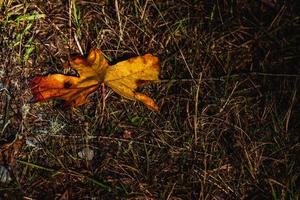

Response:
(101, 83), (106, 114)
(68, 0), (72, 49)
(115, 0), (123, 41)
(194, 72), (202, 145)
(74, 33), (83, 55)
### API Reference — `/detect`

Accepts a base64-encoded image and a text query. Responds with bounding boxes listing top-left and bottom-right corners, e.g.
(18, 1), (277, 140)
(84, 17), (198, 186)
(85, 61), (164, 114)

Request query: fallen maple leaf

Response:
(29, 48), (160, 111)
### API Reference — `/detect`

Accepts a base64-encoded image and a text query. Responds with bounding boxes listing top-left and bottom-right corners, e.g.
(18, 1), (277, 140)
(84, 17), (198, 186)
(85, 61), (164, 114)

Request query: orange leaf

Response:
(30, 48), (160, 110)
(30, 49), (108, 106)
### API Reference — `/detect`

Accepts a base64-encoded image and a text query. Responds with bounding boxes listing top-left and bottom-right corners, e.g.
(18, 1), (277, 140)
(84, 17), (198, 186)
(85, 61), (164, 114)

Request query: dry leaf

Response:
(78, 147), (94, 161)
(30, 48), (160, 110)
(0, 165), (11, 183)
(0, 136), (24, 167)
(0, 135), (24, 183)
(30, 49), (108, 106)
(104, 54), (160, 111)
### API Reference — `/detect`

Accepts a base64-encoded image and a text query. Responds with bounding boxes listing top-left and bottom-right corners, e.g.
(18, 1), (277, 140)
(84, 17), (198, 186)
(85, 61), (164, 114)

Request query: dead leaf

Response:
(0, 136), (24, 167)
(59, 188), (71, 200)
(30, 49), (108, 106)
(78, 147), (94, 161)
(30, 48), (160, 110)
(0, 135), (24, 183)
(0, 165), (11, 183)
(104, 54), (160, 111)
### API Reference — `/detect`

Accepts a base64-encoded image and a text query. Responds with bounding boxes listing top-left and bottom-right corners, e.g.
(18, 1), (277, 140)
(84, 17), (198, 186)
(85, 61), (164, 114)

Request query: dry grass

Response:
(1, 0), (300, 199)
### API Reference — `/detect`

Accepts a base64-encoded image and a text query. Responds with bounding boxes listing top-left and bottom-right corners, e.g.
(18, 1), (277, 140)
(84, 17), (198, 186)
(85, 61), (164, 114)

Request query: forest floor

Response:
(1, 0), (300, 199)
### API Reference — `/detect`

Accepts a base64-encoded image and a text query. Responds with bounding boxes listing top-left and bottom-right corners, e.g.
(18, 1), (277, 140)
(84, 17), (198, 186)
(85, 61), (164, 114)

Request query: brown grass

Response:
(1, 0), (300, 199)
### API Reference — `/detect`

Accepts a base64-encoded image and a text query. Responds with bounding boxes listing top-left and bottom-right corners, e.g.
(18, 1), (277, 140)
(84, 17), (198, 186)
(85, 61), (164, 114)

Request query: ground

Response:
(0, 0), (300, 199)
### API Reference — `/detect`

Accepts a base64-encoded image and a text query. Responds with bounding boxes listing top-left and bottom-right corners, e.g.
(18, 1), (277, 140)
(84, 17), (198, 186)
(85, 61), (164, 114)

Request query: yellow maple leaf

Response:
(104, 54), (160, 111)
(30, 48), (160, 111)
